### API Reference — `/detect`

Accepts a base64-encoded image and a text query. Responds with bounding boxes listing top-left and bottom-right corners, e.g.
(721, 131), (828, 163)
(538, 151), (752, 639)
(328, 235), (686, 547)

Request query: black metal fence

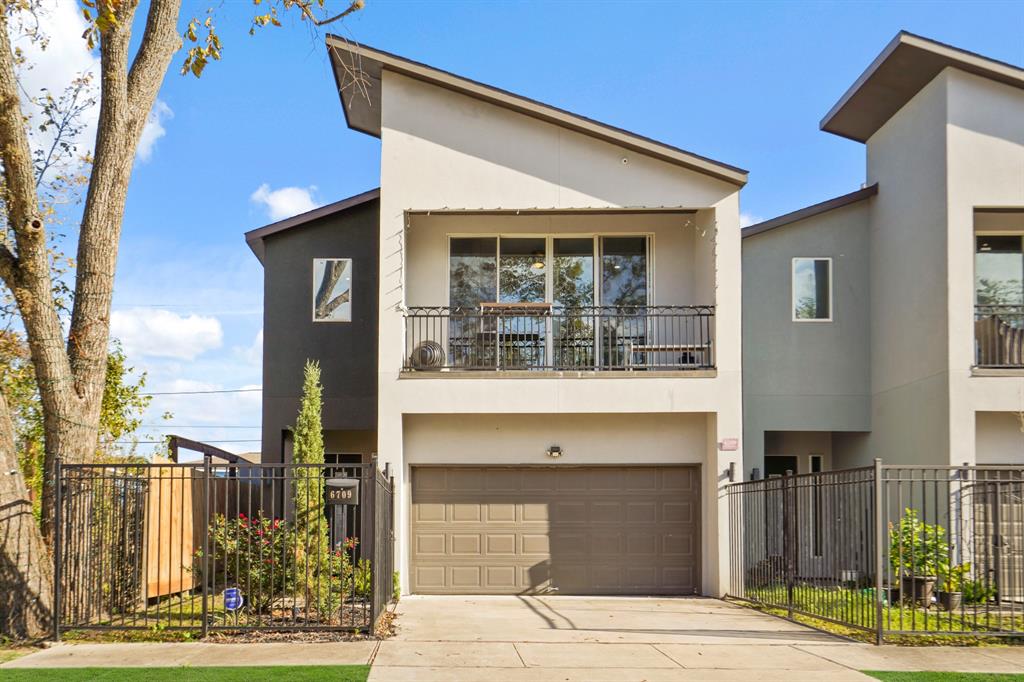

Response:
(53, 457), (395, 637)
(727, 461), (1024, 643)
(975, 304), (1024, 367)
(403, 305), (715, 371)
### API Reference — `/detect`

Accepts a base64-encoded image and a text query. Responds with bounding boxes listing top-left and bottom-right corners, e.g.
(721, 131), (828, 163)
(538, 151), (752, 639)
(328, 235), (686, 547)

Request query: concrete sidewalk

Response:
(6, 598), (1024, 680)
(6, 641), (1024, 681)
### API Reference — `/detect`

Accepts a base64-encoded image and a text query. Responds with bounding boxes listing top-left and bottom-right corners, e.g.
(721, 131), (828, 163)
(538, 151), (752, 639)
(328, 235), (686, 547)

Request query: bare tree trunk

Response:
(0, 0), (182, 638)
(0, 387), (53, 639)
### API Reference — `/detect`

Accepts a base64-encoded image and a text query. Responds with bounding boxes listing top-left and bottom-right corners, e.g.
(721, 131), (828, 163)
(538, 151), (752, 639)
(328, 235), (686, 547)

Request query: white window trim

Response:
(311, 257), (353, 323)
(791, 257), (833, 323)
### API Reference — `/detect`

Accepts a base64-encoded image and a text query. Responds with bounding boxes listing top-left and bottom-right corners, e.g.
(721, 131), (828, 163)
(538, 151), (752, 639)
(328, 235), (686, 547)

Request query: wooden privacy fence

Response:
(54, 457), (395, 637)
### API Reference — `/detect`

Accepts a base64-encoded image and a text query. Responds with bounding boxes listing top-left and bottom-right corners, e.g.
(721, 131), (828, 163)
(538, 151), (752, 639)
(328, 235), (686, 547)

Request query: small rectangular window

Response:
(313, 258), (352, 322)
(792, 258), (831, 321)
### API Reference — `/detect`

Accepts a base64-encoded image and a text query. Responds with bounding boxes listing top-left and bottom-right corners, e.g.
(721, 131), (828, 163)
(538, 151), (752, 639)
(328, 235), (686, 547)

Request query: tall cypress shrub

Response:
(292, 360), (331, 608)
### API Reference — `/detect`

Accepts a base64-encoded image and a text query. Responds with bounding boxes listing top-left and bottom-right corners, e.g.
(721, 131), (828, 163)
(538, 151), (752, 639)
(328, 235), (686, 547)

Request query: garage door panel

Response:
(626, 501), (657, 524)
(411, 466), (700, 595)
(485, 503), (516, 523)
(450, 533), (482, 555)
(415, 502), (446, 523)
(486, 534), (516, 555)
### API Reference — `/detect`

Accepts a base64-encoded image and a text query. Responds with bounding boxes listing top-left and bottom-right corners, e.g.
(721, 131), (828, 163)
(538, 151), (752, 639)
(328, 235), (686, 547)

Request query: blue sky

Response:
(23, 1), (1024, 454)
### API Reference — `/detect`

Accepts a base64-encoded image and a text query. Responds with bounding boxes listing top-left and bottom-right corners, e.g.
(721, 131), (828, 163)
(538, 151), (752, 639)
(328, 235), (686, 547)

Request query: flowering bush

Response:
(196, 512), (298, 613)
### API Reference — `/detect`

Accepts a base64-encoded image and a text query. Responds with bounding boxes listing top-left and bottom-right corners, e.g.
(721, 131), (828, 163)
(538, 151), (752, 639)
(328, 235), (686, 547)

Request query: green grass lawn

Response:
(1, 666), (370, 681)
(865, 673), (1024, 681)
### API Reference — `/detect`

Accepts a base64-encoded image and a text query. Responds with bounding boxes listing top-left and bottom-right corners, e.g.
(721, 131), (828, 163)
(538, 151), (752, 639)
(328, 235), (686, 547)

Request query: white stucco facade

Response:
(376, 71), (744, 596)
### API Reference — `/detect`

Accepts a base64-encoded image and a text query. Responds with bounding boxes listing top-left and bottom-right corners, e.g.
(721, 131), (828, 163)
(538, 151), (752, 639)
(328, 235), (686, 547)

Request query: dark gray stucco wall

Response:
(742, 199), (872, 477)
(260, 199), (379, 462)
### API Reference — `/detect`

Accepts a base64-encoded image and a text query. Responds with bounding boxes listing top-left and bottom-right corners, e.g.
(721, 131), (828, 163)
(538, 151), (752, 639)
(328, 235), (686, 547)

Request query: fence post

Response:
(201, 454), (211, 638)
(52, 456), (62, 642)
(873, 457), (884, 646)
(783, 471), (795, 620)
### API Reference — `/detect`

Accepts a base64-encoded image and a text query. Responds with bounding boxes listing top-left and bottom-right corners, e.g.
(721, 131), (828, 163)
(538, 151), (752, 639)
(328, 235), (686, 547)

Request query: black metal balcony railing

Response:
(975, 304), (1024, 368)
(403, 305), (715, 372)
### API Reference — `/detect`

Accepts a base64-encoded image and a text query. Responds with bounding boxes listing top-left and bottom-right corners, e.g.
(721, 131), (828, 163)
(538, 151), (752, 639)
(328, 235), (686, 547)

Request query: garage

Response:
(410, 465), (700, 595)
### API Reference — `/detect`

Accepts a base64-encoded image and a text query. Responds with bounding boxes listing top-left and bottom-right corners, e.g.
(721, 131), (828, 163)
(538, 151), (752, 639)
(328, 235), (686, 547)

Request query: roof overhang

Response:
(244, 188), (380, 264)
(821, 32), (1024, 143)
(742, 184), (878, 239)
(326, 36), (748, 187)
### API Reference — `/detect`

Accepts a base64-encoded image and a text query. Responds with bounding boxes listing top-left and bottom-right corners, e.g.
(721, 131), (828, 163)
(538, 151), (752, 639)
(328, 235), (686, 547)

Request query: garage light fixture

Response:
(546, 445), (562, 459)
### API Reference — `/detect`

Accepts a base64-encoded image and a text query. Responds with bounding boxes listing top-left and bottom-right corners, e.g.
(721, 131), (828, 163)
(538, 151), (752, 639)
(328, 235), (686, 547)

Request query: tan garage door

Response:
(410, 466), (700, 595)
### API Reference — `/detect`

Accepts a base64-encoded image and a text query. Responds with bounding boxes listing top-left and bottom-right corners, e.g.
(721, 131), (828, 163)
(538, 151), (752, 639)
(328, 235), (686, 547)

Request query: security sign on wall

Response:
(326, 478), (360, 505)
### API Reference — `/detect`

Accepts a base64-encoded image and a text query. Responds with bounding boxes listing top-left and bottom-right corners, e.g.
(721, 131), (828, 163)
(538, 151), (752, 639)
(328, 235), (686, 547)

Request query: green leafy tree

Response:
(292, 359), (332, 610)
(0, 333), (158, 521)
(0, 0), (366, 638)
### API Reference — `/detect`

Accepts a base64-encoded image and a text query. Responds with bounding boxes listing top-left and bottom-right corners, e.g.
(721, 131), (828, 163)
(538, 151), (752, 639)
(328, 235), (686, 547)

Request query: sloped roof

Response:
(742, 184), (878, 239)
(244, 188), (380, 263)
(325, 36), (748, 186)
(822, 31), (1024, 143)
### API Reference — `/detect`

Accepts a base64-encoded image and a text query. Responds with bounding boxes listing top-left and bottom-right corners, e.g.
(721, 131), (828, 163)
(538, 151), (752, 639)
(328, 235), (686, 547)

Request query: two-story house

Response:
(247, 41), (746, 597)
(743, 32), (1024, 477)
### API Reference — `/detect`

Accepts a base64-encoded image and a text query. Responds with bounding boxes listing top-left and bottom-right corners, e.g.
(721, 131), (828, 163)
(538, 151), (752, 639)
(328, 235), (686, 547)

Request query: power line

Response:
(139, 424), (261, 429)
(142, 388), (262, 396)
(116, 439), (262, 444)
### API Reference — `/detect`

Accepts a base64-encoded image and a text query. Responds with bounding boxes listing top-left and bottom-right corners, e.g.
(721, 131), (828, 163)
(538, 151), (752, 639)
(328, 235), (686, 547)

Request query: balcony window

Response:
(601, 237), (649, 306)
(792, 258), (831, 321)
(976, 235), (1023, 306)
(975, 235), (1024, 368)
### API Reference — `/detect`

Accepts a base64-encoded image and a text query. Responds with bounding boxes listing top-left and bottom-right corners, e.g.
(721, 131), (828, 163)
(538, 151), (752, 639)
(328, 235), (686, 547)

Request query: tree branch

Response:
(127, 0), (183, 111)
(295, 0), (365, 26)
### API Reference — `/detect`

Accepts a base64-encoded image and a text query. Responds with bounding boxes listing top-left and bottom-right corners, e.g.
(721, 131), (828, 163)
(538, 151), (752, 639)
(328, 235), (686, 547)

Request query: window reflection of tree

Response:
(314, 259), (351, 321)
(601, 239), (648, 368)
(554, 242), (595, 369)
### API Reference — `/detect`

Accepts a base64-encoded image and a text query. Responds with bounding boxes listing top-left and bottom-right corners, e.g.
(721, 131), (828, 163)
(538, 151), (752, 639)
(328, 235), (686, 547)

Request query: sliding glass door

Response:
(447, 234), (650, 369)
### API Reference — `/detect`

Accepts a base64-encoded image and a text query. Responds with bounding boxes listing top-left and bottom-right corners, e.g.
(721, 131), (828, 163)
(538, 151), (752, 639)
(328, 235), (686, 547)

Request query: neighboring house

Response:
(743, 33), (1024, 477)
(246, 190), (380, 466)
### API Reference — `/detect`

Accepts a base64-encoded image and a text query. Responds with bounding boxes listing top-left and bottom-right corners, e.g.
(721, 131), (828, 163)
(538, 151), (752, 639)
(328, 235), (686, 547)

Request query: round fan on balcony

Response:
(410, 340), (445, 369)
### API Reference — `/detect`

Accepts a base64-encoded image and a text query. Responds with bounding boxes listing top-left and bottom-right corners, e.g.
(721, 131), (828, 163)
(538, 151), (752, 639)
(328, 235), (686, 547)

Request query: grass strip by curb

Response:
(0, 665), (370, 681)
(864, 673), (1024, 681)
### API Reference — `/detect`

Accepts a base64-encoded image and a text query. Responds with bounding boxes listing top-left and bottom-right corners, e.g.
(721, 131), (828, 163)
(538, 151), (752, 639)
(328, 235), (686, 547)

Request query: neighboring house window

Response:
(792, 257), (831, 321)
(312, 258), (352, 322)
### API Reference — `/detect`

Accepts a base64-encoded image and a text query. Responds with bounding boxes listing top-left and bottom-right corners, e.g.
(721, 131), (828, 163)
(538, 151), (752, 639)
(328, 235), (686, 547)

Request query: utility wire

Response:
(141, 388), (262, 396)
(116, 438), (261, 444)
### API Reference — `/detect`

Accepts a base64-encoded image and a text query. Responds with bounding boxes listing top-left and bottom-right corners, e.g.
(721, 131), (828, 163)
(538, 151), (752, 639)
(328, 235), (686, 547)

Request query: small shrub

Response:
(963, 578), (998, 604)
(888, 508), (949, 577)
(393, 571), (401, 602)
(353, 559), (372, 600)
(198, 512), (298, 613)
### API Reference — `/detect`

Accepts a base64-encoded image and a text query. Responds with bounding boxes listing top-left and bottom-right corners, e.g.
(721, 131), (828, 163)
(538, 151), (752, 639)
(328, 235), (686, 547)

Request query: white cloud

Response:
(251, 183), (320, 221)
(136, 99), (173, 162)
(234, 328), (263, 366)
(111, 308), (223, 360)
(10, 0), (100, 176)
(740, 212), (764, 228)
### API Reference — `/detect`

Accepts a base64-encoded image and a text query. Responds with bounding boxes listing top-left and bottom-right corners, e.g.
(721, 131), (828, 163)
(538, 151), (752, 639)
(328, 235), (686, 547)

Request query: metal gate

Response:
(53, 456), (394, 636)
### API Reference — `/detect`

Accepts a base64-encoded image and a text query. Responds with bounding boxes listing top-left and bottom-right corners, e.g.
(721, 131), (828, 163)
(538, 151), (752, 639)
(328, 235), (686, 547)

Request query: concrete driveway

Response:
(370, 595), (871, 681)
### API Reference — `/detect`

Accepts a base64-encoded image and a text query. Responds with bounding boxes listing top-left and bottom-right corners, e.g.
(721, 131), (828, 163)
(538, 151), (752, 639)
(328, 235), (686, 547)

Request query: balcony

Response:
(975, 304), (1024, 368)
(403, 304), (715, 373)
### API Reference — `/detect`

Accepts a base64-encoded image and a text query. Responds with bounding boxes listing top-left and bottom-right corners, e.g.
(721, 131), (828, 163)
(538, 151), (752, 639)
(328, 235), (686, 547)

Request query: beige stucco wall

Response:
(377, 70), (743, 595)
(975, 412), (1024, 464)
(742, 198), (872, 475)
(945, 70), (1024, 466)
(850, 71), (952, 467)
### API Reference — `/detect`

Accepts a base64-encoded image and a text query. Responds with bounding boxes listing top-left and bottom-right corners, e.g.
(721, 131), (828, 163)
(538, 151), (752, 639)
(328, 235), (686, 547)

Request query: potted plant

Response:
(937, 562), (969, 611)
(888, 508), (949, 608)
